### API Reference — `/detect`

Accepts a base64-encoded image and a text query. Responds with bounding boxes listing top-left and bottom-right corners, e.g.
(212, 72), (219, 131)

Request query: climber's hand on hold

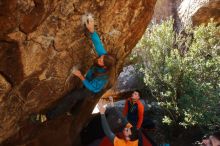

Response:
(98, 99), (106, 115)
(73, 70), (85, 80)
(73, 70), (81, 76)
(86, 17), (94, 33)
(108, 96), (114, 107)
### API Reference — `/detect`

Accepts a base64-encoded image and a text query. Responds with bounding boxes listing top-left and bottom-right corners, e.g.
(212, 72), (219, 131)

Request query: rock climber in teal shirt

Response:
(36, 15), (116, 121)
(79, 32), (109, 93)
(72, 17), (115, 93)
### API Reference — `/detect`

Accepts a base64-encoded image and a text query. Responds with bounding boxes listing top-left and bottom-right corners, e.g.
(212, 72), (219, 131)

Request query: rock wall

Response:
(151, 0), (182, 30)
(2, 115), (75, 146)
(152, 0), (181, 22)
(0, 0), (156, 145)
(179, 0), (220, 26)
(153, 0), (220, 29)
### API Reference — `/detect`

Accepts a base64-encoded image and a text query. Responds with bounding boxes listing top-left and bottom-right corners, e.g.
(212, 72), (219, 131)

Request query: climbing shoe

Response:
(30, 114), (47, 124)
(66, 111), (72, 116)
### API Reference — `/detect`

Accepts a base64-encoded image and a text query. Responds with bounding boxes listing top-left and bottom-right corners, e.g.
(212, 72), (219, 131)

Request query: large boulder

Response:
(179, 0), (220, 26)
(153, 0), (220, 29)
(152, 0), (182, 22)
(0, 0), (156, 145)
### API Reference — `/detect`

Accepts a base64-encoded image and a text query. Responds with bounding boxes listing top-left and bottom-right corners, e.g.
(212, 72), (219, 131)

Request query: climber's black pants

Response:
(46, 88), (95, 119)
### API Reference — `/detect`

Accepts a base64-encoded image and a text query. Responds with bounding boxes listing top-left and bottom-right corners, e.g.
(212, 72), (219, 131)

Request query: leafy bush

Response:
(131, 19), (220, 129)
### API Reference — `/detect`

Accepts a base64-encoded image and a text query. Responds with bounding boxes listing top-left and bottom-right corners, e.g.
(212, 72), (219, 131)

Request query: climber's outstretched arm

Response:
(86, 18), (107, 56)
(90, 32), (107, 56)
(98, 100), (115, 143)
(101, 114), (115, 143)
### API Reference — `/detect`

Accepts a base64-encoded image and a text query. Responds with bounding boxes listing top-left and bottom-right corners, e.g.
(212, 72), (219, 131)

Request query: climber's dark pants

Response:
(46, 88), (95, 119)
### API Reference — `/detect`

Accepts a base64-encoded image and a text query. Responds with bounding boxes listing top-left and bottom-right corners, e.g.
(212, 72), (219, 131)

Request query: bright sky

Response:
(92, 104), (107, 114)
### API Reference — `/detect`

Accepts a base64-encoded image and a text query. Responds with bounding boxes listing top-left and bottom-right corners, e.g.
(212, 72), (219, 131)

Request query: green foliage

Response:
(131, 19), (220, 129)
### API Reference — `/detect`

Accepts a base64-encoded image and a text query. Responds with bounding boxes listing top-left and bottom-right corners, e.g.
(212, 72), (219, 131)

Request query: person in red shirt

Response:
(123, 90), (144, 146)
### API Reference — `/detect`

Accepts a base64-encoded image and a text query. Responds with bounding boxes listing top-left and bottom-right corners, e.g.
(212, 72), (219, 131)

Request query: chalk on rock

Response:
(82, 13), (94, 25)
(70, 65), (79, 74)
(65, 65), (80, 87)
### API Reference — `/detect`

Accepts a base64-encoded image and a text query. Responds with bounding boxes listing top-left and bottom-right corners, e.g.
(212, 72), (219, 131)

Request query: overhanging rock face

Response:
(179, 0), (220, 26)
(0, 0), (156, 144)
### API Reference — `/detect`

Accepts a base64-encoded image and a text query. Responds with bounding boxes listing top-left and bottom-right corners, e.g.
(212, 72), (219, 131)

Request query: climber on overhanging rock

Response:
(32, 14), (116, 122)
(72, 14), (115, 93)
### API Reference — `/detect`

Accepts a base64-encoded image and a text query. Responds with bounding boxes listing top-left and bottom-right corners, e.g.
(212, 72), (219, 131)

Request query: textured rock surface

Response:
(153, 0), (181, 22)
(150, 0), (183, 31)
(2, 115), (74, 146)
(179, 0), (220, 26)
(0, 0), (156, 144)
(153, 0), (220, 28)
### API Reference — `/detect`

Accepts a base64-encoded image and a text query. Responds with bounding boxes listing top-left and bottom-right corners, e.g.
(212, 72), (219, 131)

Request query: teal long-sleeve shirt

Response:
(82, 32), (108, 93)
(90, 31), (107, 56)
